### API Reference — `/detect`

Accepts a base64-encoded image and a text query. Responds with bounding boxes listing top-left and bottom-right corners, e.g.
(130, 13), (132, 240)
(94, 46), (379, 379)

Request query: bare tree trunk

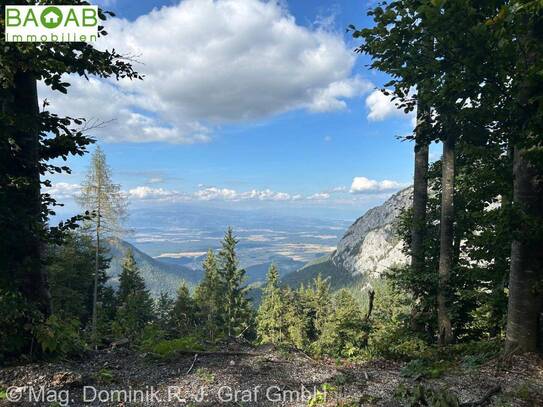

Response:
(505, 147), (543, 354)
(437, 132), (455, 345)
(411, 96), (430, 276)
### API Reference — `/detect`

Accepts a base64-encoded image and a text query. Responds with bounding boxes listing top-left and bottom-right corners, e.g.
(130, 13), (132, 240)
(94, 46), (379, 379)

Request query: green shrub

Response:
(33, 315), (85, 356)
(400, 358), (454, 379)
(0, 289), (41, 361)
(394, 384), (460, 407)
(307, 383), (337, 407)
(95, 368), (115, 384)
(146, 336), (205, 358)
(139, 324), (168, 349)
(195, 368), (215, 383)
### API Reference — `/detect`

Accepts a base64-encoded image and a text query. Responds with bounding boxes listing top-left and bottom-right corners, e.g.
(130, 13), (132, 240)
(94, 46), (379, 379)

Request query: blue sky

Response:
(46, 0), (439, 221)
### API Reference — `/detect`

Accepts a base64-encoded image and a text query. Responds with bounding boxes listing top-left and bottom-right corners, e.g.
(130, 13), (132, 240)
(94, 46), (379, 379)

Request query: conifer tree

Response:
(117, 249), (147, 304)
(0, 2), (140, 358)
(113, 250), (154, 340)
(194, 249), (223, 341)
(77, 147), (127, 343)
(155, 292), (175, 333)
(314, 289), (369, 358)
(310, 275), (332, 340)
(218, 227), (252, 337)
(283, 287), (310, 349)
(172, 283), (197, 336)
(257, 264), (286, 345)
(47, 231), (109, 326)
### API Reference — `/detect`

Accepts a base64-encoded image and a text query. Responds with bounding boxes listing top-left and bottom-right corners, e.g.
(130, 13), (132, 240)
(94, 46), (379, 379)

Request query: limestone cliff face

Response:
(331, 187), (412, 277)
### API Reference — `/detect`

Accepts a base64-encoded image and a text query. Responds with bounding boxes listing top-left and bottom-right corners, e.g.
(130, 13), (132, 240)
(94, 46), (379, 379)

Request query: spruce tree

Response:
(311, 275), (332, 340)
(155, 292), (175, 334)
(218, 227), (252, 337)
(257, 264), (286, 345)
(117, 249), (147, 304)
(314, 289), (369, 358)
(47, 232), (109, 326)
(283, 287), (310, 350)
(194, 250), (223, 341)
(172, 283), (197, 336)
(113, 250), (154, 340)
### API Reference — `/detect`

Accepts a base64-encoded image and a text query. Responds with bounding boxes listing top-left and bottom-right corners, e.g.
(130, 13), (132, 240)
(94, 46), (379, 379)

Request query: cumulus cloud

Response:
(240, 189), (292, 201)
(350, 177), (402, 193)
(365, 89), (410, 122)
(128, 186), (180, 200)
(193, 187), (293, 201)
(194, 187), (239, 201)
(42, 0), (372, 143)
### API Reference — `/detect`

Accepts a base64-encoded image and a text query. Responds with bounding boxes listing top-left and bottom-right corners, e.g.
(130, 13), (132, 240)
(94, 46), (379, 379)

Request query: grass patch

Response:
(195, 368), (215, 383)
(307, 383), (337, 406)
(94, 368), (115, 384)
(147, 336), (205, 359)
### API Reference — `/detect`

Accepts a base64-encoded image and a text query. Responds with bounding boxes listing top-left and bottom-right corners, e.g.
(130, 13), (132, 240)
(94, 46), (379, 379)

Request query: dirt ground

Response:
(1, 343), (542, 406)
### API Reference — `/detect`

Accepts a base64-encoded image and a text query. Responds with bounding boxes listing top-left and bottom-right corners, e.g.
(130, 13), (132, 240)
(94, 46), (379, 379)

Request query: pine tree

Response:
(172, 283), (197, 336)
(218, 227), (252, 337)
(113, 250), (154, 340)
(194, 250), (223, 341)
(257, 264), (286, 345)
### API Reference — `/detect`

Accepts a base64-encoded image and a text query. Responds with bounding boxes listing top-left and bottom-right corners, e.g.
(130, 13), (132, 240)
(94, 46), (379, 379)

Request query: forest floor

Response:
(1, 342), (542, 406)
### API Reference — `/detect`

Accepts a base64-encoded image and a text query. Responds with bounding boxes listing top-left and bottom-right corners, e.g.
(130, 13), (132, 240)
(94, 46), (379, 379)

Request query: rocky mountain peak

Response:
(330, 186), (412, 277)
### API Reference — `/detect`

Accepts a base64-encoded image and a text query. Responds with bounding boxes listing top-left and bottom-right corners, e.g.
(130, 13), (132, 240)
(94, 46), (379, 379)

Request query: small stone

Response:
(51, 371), (82, 387)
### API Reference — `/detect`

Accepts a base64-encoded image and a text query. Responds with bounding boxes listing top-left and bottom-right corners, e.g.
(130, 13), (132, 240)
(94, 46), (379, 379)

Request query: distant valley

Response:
(106, 192), (411, 297)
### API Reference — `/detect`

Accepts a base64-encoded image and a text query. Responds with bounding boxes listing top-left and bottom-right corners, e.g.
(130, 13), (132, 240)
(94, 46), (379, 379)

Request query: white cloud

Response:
(365, 89), (408, 122)
(307, 192), (330, 200)
(44, 182), (81, 199)
(350, 177), (402, 193)
(240, 189), (292, 201)
(147, 177), (165, 184)
(128, 186), (179, 200)
(42, 0), (372, 144)
(330, 186), (347, 193)
(194, 187), (239, 201)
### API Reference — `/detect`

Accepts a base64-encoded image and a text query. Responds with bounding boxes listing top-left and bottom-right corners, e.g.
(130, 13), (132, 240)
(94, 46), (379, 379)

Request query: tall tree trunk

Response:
(92, 221), (100, 347)
(411, 96), (430, 276)
(505, 147), (543, 353)
(437, 132), (455, 345)
(92, 180), (102, 347)
(5, 72), (51, 317)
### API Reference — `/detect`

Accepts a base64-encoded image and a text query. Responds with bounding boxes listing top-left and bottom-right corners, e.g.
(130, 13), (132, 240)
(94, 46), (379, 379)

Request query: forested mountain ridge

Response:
(106, 238), (200, 296)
